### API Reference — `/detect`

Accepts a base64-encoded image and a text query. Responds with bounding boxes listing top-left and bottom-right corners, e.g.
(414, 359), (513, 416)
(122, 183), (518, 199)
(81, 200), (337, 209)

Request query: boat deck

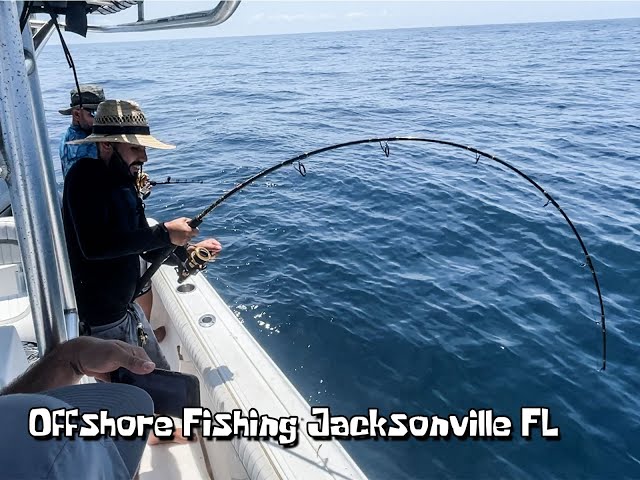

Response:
(139, 437), (213, 480)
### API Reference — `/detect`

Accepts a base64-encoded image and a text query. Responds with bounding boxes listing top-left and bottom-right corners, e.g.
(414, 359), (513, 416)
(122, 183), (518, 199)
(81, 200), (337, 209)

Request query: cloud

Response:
(249, 12), (336, 24)
(346, 10), (389, 19)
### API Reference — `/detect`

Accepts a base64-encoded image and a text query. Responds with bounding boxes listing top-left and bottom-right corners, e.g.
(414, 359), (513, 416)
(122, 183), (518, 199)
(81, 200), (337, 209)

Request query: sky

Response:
(42, 1), (640, 43)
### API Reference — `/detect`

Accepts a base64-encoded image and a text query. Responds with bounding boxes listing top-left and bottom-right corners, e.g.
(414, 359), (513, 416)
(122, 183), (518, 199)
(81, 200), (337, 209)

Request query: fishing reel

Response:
(175, 245), (215, 283)
(135, 171), (153, 200)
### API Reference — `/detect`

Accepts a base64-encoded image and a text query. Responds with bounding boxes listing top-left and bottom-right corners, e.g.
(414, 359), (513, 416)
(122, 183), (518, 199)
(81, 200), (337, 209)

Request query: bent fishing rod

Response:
(137, 136), (607, 370)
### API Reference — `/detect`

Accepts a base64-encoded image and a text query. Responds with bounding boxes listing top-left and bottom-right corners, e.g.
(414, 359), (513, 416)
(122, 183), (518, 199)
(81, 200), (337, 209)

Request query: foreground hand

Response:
(63, 336), (156, 382)
(0, 337), (156, 395)
(164, 217), (199, 246)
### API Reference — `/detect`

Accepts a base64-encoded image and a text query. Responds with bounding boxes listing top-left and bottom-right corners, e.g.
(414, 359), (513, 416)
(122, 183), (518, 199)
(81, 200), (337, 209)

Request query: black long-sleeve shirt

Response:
(62, 157), (179, 326)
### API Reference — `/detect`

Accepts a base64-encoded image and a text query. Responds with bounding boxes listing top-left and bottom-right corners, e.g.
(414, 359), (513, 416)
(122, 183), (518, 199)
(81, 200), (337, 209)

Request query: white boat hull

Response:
(149, 262), (368, 480)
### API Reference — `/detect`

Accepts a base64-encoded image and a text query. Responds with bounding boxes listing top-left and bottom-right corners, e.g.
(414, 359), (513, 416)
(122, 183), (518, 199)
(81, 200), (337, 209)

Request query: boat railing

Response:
(28, 1), (241, 35)
(0, 1), (71, 356)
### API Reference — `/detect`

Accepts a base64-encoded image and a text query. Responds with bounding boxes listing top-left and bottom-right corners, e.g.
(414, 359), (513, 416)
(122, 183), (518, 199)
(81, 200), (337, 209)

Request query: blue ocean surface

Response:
(38, 18), (639, 479)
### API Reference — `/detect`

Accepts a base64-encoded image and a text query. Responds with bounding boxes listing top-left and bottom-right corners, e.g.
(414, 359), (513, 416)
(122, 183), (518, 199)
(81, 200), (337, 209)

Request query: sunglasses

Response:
(83, 108), (96, 118)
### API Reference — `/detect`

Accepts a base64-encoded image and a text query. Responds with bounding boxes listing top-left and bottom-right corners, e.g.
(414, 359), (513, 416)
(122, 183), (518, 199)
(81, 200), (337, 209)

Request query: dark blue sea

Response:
(38, 18), (639, 479)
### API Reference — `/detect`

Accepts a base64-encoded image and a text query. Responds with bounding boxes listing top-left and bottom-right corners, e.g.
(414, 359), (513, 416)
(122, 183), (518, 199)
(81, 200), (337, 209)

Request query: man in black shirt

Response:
(63, 99), (222, 370)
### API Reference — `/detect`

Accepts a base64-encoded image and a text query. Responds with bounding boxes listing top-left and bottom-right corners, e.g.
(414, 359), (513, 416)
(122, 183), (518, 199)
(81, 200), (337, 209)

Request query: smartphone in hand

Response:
(111, 367), (201, 417)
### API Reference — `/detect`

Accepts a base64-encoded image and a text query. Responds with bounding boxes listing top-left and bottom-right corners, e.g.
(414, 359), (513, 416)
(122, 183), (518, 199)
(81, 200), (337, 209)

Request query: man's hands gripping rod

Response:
(136, 217), (222, 296)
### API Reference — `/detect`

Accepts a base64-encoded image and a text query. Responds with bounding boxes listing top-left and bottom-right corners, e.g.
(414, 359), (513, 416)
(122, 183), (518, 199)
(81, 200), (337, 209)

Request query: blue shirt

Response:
(59, 125), (97, 177)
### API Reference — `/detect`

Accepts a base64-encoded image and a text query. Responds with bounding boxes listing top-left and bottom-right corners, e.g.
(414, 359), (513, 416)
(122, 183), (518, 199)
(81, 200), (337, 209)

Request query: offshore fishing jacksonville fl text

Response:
(28, 406), (560, 444)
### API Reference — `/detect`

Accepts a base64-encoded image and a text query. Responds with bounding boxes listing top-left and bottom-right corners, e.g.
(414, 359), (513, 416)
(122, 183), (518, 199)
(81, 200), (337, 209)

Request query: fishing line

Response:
(19, 1), (32, 31)
(50, 13), (83, 110)
(138, 136), (606, 370)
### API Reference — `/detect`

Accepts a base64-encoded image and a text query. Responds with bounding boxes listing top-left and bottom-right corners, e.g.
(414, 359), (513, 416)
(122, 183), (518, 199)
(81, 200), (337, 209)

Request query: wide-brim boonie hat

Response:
(67, 99), (175, 150)
(59, 84), (105, 115)
(0, 382), (153, 479)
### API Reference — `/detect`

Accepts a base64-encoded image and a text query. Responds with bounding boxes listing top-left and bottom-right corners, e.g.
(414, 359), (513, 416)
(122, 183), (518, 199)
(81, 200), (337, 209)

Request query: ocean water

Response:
(37, 18), (639, 479)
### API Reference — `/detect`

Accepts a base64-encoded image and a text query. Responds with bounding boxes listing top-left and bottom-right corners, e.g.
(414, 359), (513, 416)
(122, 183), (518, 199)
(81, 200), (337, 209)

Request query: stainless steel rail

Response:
(0, 1), (70, 355)
(22, 17), (79, 341)
(29, 1), (241, 34)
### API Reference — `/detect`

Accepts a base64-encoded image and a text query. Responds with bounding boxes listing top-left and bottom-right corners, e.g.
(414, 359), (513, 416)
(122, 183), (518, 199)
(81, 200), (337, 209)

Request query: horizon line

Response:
(45, 15), (639, 47)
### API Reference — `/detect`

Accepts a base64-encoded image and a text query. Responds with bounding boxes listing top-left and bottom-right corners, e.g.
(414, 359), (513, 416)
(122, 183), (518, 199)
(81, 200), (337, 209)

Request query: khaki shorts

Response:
(90, 302), (170, 370)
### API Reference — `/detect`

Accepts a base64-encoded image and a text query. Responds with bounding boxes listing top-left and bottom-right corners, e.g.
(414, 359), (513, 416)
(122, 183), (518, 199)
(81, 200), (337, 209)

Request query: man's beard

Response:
(108, 150), (142, 182)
